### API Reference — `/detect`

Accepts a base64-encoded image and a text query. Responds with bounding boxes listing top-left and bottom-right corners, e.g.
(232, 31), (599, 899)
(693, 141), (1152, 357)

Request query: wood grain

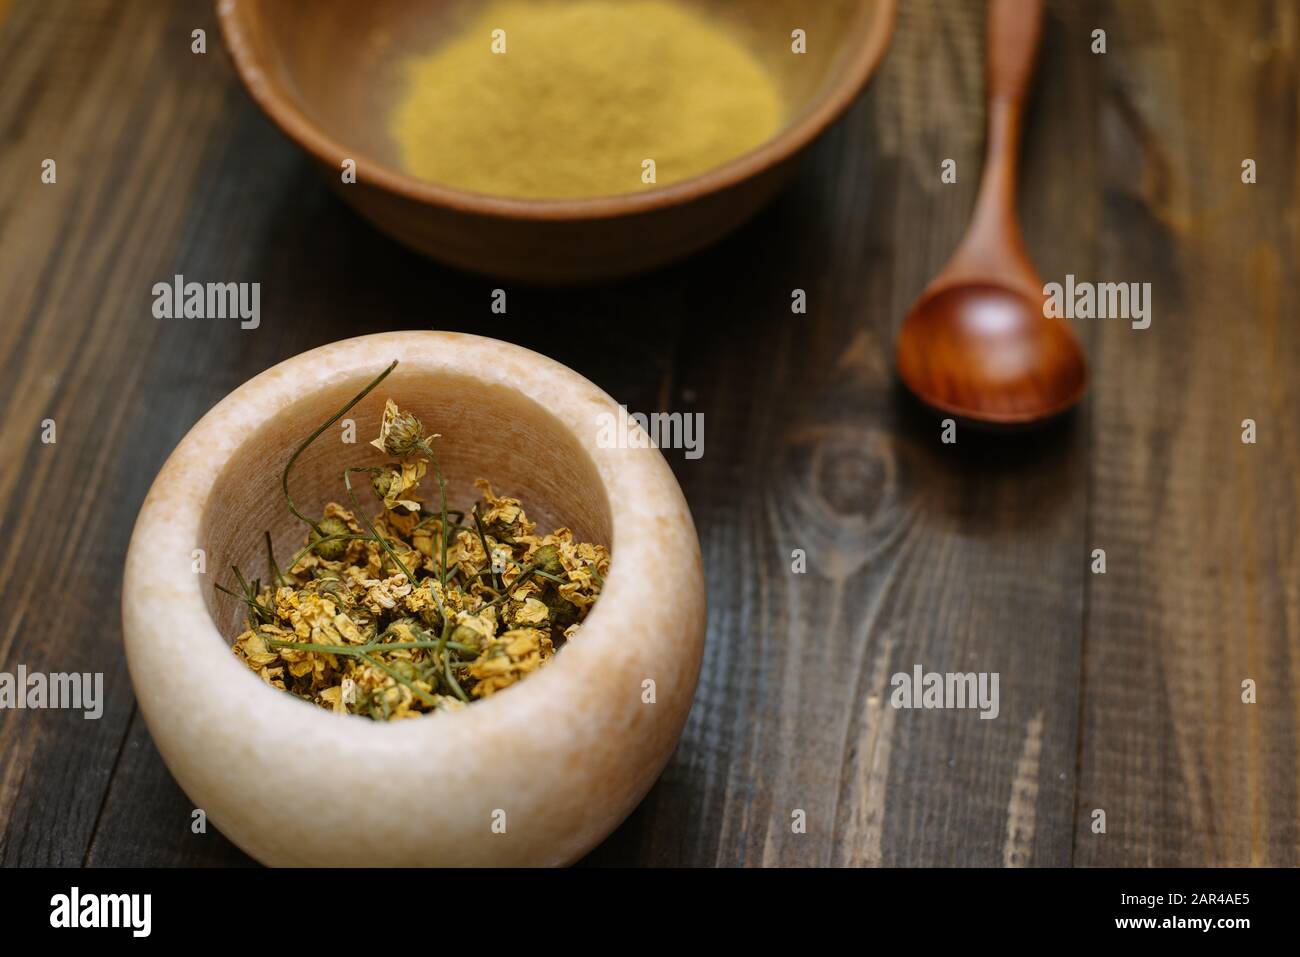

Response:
(0, 0), (1295, 867)
(1074, 0), (1299, 865)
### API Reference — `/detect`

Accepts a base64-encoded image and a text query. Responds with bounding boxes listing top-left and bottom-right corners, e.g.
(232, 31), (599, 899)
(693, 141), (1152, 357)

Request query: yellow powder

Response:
(389, 0), (784, 199)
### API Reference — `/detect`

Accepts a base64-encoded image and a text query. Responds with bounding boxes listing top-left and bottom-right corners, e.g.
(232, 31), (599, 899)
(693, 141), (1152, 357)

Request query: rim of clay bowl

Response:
(122, 331), (706, 865)
(215, 0), (897, 222)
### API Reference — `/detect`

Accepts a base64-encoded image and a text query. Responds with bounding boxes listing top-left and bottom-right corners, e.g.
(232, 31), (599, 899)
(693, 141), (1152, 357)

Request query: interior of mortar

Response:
(199, 367), (613, 643)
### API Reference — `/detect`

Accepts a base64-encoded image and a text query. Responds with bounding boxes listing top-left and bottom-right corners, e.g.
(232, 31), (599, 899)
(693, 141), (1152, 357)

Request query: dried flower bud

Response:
(531, 543), (565, 578)
(370, 399), (424, 457)
(387, 413), (423, 454)
(311, 516), (351, 561)
(388, 659), (419, 682)
(543, 587), (581, 631)
(316, 574), (349, 607)
(372, 470), (394, 500)
(452, 623), (485, 653)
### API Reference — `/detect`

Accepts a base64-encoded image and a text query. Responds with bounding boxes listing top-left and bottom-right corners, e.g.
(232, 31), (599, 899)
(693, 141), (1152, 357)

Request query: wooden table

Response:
(1, 0), (1296, 867)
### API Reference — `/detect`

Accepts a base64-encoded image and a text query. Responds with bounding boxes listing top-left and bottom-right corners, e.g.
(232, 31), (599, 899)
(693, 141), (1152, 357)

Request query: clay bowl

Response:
(216, 0), (896, 281)
(121, 331), (706, 866)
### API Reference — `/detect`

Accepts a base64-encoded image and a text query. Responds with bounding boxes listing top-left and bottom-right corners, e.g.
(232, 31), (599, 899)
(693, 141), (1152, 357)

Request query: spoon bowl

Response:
(897, 283), (1088, 424)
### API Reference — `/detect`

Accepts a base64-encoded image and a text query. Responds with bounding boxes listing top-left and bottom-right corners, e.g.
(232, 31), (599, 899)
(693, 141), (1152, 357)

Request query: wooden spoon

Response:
(896, 0), (1087, 425)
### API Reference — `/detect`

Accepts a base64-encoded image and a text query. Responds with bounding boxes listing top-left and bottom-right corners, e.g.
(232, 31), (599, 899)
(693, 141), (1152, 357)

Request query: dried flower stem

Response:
(471, 504), (503, 591)
(478, 563), (539, 613)
(262, 638), (479, 657)
(415, 439), (451, 590)
(357, 652), (441, 708)
(284, 533), (372, 573)
(282, 360), (397, 535)
(265, 531), (285, 587)
(443, 654), (469, 701)
(343, 466), (419, 589)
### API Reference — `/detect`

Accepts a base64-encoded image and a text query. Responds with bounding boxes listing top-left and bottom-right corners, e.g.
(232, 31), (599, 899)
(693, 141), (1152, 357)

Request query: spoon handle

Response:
(987, 0), (1045, 106)
(942, 0), (1045, 295)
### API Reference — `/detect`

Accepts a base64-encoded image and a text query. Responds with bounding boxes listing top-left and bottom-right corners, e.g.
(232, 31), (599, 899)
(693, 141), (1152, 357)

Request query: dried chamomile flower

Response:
(402, 579), (451, 625)
(529, 542), (566, 578)
(373, 459), (427, 512)
(310, 515), (352, 562)
(361, 574), (416, 614)
(509, 595), (550, 628)
(370, 398), (426, 457)
(469, 628), (554, 698)
(542, 587), (583, 629)
(449, 611), (496, 655)
(448, 528), (486, 571)
(474, 479), (535, 540)
(234, 628), (286, 688)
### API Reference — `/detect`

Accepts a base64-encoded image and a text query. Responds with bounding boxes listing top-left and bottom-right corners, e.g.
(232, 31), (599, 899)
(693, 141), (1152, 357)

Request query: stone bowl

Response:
(122, 330), (706, 865)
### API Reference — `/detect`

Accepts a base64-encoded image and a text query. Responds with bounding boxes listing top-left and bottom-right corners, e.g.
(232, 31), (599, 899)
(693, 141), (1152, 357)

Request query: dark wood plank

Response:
(586, 0), (1098, 866)
(1075, 0), (1300, 865)
(84, 711), (255, 867)
(0, 0), (245, 866)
